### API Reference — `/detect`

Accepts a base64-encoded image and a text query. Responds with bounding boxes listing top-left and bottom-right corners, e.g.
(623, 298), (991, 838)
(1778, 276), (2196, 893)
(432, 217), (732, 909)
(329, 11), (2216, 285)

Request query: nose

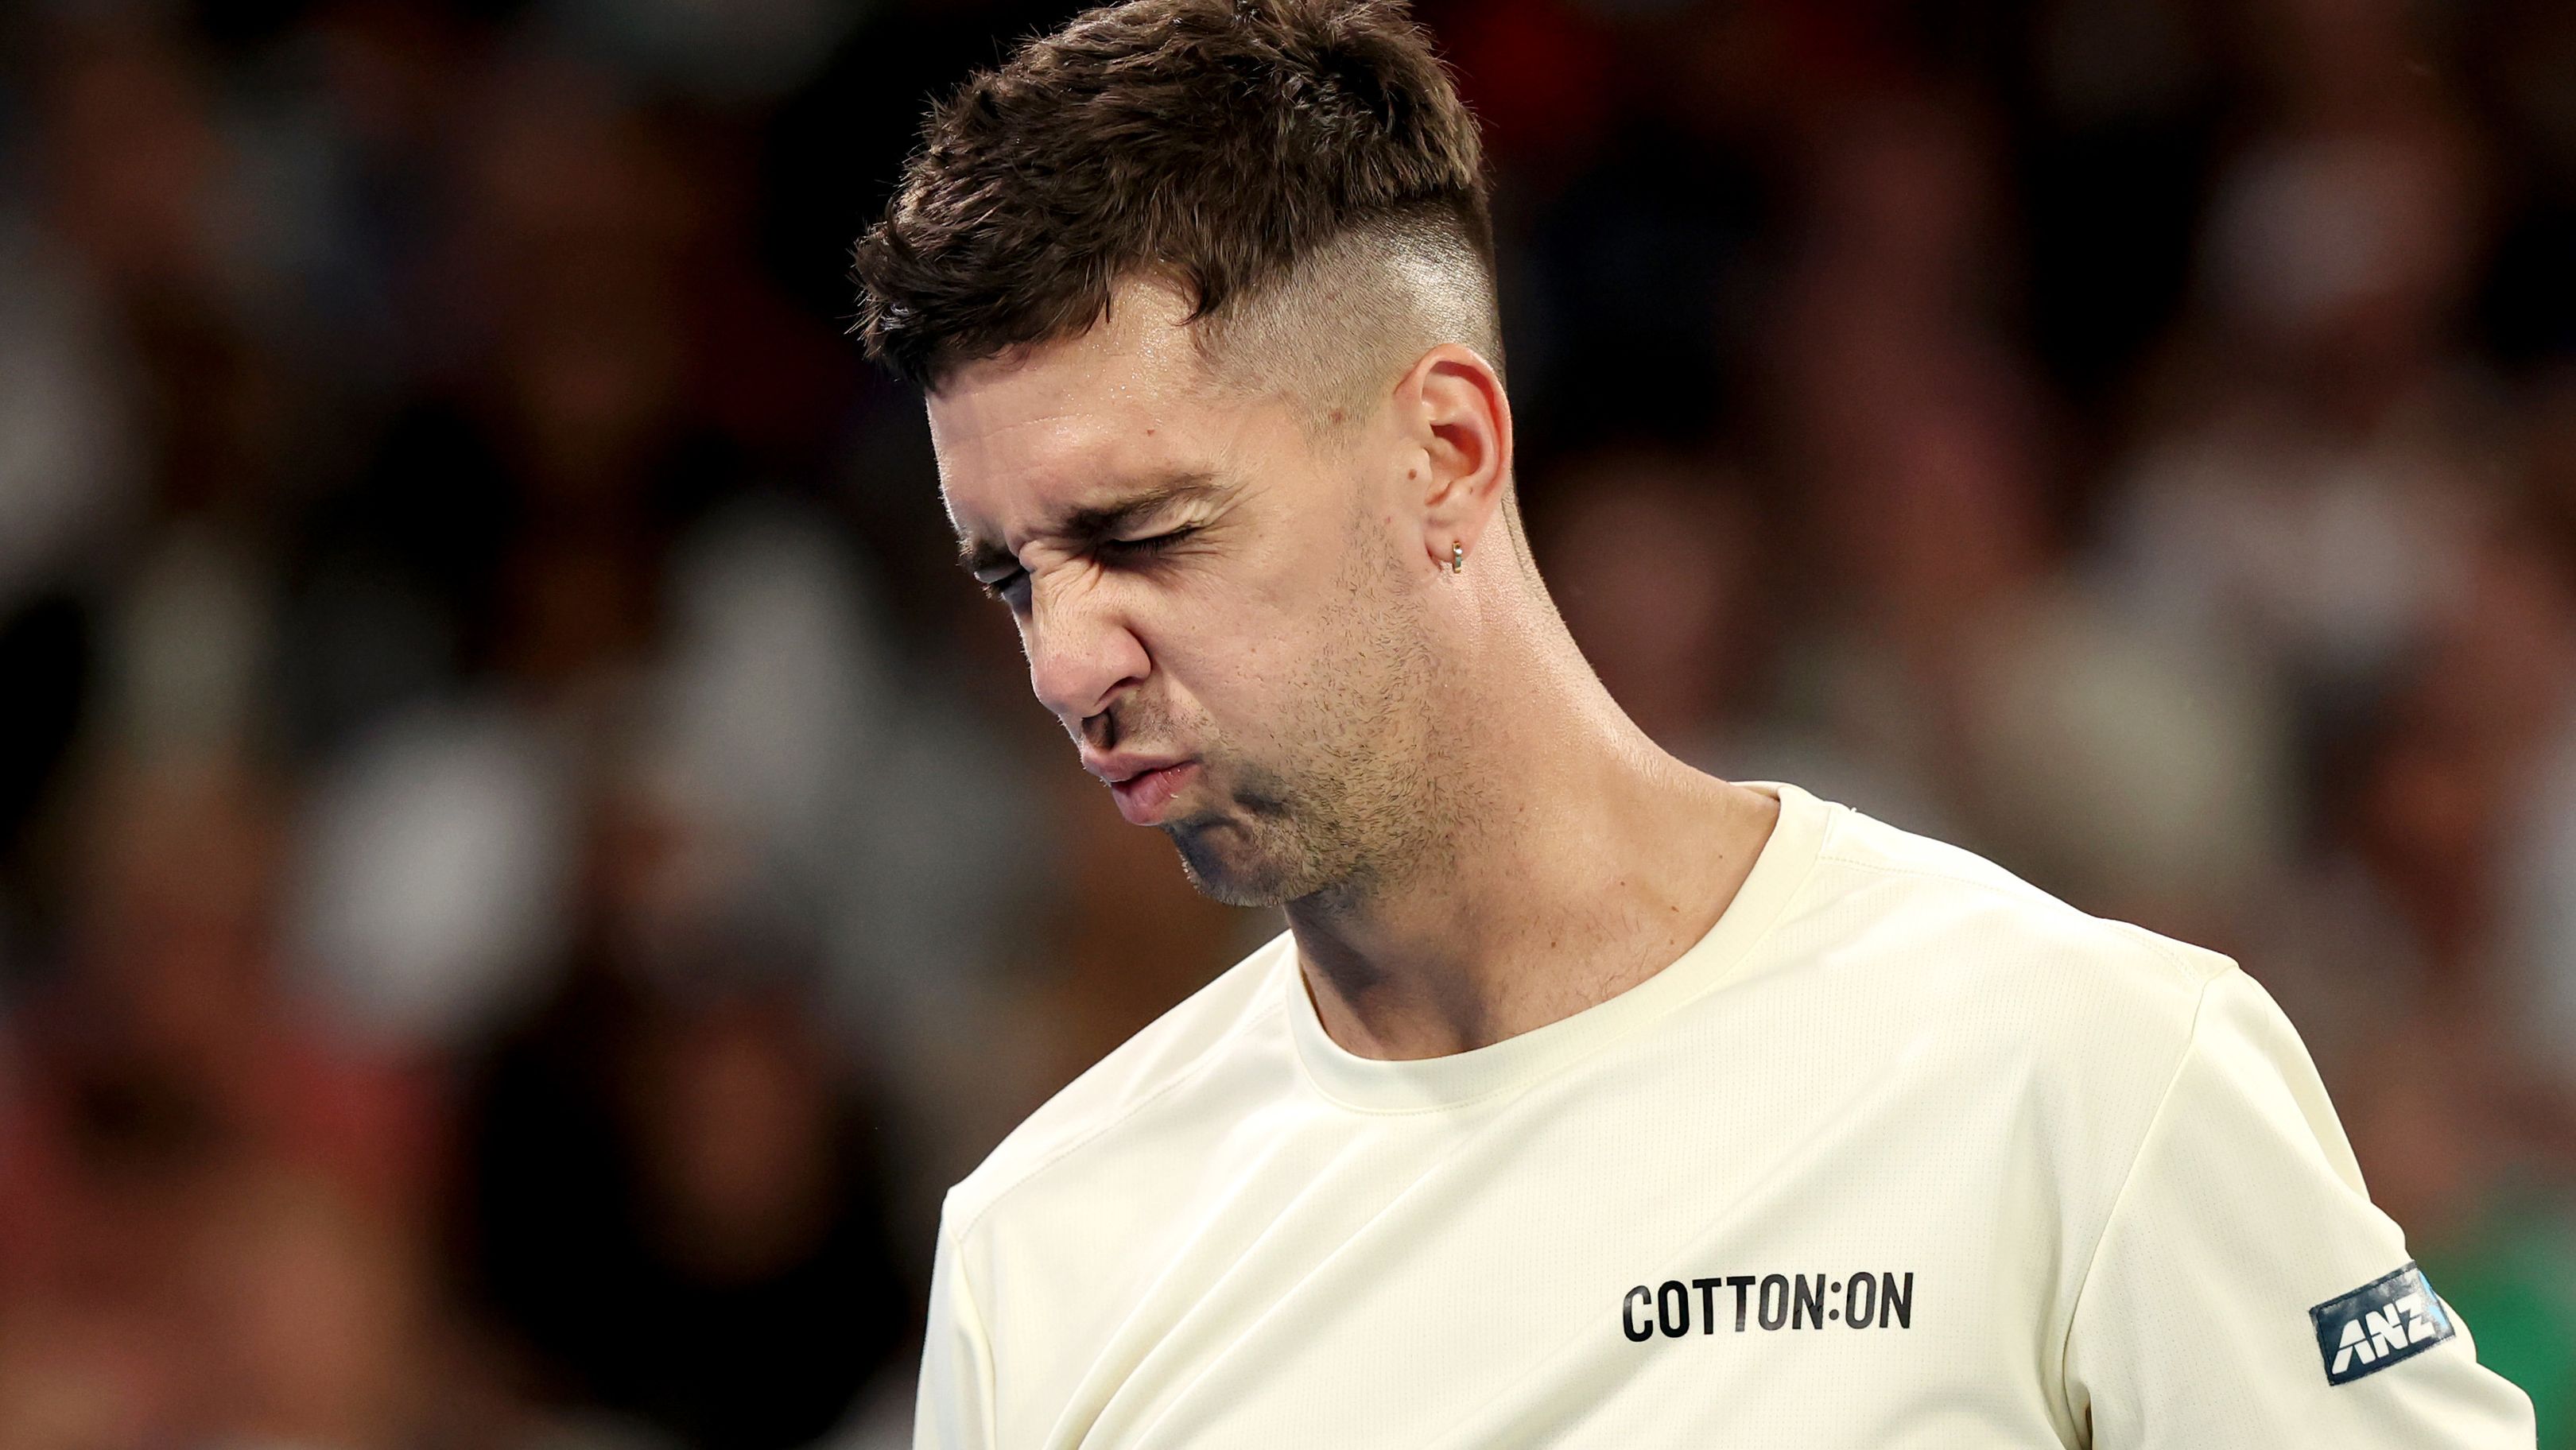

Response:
(1024, 570), (1150, 727)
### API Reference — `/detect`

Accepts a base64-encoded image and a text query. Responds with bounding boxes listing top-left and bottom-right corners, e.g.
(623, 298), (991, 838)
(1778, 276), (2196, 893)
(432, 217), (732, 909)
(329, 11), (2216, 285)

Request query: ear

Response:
(1391, 344), (1513, 576)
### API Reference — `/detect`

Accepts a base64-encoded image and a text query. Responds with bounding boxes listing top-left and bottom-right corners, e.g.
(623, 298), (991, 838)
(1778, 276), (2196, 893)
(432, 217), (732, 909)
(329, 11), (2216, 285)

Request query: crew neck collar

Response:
(1281, 780), (1833, 1114)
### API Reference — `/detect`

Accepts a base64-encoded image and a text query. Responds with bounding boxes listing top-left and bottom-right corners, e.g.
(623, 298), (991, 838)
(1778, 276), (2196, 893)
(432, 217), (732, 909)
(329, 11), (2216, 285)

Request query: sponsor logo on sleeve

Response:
(2309, 1262), (2455, 1386)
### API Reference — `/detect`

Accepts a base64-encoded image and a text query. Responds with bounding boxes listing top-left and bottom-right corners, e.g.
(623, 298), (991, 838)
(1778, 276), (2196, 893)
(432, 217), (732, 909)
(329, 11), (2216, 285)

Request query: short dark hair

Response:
(851, 0), (1496, 397)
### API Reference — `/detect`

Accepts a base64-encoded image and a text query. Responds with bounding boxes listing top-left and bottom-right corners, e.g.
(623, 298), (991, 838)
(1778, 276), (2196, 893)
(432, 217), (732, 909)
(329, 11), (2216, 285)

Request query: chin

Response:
(1167, 821), (1306, 909)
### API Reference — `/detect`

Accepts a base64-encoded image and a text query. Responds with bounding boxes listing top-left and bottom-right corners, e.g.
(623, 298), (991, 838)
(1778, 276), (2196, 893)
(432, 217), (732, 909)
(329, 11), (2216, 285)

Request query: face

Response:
(929, 282), (1449, 909)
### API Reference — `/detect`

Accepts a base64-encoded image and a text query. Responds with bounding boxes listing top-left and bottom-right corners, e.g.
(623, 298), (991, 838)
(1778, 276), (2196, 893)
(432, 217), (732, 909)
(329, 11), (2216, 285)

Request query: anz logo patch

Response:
(2310, 1263), (2456, 1386)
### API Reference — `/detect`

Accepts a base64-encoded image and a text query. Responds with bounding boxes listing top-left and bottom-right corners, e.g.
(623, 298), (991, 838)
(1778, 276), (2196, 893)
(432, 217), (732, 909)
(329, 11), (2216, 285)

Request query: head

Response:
(853, 0), (1518, 909)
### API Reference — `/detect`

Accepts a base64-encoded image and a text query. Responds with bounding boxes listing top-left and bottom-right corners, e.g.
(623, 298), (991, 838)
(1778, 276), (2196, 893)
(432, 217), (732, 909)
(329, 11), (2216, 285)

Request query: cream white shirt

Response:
(916, 781), (2537, 1448)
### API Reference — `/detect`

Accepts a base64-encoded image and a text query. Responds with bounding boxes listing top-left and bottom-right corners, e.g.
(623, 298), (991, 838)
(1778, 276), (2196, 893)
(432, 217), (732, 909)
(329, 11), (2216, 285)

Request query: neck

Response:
(1284, 587), (1780, 1060)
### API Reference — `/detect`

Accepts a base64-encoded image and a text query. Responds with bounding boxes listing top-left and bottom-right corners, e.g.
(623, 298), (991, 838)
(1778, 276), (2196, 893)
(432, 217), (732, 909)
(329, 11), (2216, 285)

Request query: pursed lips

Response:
(1083, 752), (1201, 825)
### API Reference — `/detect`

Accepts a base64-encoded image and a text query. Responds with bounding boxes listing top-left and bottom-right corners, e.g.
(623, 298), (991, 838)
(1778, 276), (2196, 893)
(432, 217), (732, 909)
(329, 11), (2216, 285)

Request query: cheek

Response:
(1145, 618), (1282, 721)
(1141, 487), (1398, 717)
(1133, 582), (1327, 736)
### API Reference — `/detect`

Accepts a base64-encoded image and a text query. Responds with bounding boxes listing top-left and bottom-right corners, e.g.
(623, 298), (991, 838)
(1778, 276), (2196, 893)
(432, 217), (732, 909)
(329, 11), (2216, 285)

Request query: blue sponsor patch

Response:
(2310, 1262), (2455, 1386)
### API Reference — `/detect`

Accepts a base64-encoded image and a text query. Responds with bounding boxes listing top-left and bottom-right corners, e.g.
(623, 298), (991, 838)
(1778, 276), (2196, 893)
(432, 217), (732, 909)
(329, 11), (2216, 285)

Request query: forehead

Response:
(927, 281), (1239, 526)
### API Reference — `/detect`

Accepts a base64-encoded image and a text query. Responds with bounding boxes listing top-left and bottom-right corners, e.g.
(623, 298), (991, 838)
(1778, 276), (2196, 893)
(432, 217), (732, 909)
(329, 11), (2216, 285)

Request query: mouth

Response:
(1108, 760), (1201, 826)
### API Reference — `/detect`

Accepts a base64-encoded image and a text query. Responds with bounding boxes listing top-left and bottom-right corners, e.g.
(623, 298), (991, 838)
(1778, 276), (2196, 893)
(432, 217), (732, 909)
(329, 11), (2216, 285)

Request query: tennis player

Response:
(851, 2), (2540, 1444)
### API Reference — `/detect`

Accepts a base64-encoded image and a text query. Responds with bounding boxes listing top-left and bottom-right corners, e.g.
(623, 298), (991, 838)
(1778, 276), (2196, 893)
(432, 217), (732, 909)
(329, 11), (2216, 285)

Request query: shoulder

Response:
(1782, 791), (2239, 1091)
(1778, 791), (2279, 1265)
(1802, 795), (2233, 998)
(940, 929), (1298, 1243)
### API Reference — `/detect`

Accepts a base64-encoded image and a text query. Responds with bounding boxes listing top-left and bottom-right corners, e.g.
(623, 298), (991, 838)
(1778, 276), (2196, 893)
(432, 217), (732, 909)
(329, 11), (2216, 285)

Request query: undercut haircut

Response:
(851, 0), (1502, 416)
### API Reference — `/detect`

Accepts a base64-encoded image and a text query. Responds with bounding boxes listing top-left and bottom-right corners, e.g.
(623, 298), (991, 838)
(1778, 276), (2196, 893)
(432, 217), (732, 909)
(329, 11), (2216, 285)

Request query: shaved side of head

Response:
(1193, 213), (1504, 437)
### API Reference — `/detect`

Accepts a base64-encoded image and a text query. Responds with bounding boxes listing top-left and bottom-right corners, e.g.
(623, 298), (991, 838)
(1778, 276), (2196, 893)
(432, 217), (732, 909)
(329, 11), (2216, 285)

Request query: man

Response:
(849, 2), (2539, 1444)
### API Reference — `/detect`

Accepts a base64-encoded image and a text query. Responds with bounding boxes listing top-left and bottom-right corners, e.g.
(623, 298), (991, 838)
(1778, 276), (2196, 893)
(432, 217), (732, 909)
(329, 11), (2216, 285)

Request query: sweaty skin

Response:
(929, 277), (1777, 1061)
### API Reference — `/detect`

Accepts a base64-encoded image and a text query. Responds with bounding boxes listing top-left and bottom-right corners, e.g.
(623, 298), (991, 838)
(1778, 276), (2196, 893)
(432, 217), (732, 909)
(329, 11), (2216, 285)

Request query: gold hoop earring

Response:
(1449, 541), (1465, 574)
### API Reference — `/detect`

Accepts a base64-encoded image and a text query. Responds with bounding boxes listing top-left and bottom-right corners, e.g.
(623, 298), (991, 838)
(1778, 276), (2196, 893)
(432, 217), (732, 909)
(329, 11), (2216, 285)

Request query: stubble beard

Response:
(1163, 525), (1452, 912)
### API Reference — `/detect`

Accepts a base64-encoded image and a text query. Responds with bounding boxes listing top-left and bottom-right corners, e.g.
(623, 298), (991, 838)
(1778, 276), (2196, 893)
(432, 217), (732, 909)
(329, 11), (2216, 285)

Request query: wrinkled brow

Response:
(956, 471), (1226, 574)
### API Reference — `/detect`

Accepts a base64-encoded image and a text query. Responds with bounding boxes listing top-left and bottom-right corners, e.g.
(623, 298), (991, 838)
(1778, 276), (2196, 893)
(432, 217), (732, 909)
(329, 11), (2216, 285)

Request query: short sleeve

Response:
(2062, 967), (2536, 1447)
(915, 1202), (999, 1450)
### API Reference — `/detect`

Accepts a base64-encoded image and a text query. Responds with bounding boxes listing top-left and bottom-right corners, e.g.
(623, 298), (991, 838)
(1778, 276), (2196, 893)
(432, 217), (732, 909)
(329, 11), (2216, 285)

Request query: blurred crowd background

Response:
(2, 0), (2574, 1444)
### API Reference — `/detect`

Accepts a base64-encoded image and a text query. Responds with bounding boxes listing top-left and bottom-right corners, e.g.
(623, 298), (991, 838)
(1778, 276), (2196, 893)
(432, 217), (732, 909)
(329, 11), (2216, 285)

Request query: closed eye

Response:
(975, 566), (1030, 611)
(1096, 526), (1201, 564)
(968, 525), (1201, 611)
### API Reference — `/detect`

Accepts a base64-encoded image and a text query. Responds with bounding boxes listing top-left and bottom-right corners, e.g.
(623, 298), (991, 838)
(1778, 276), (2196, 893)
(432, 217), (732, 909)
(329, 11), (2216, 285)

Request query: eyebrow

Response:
(957, 470), (1227, 576)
